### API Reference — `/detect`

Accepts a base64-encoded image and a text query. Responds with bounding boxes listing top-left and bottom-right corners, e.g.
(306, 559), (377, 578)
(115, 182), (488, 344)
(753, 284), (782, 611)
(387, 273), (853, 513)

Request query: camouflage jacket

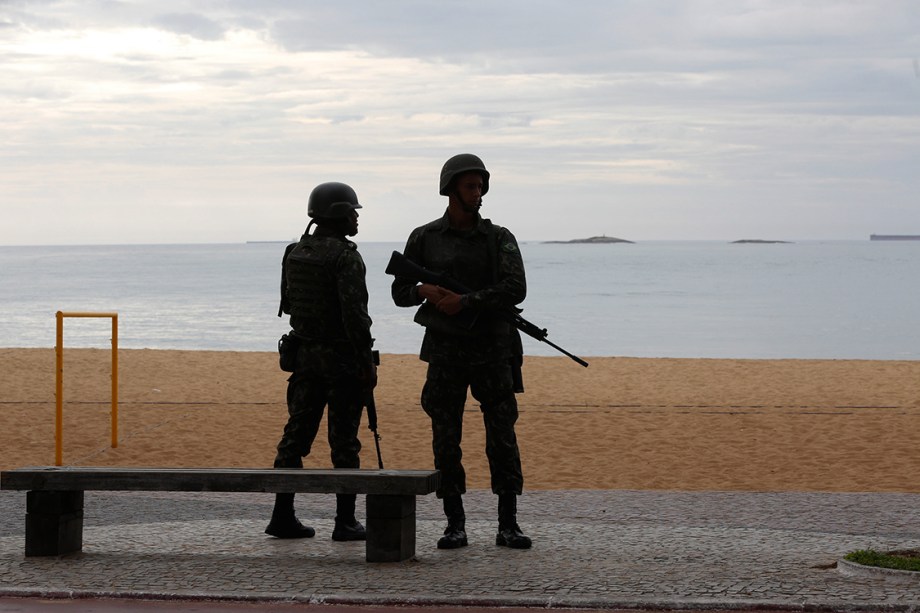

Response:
(283, 228), (373, 363)
(391, 210), (526, 365)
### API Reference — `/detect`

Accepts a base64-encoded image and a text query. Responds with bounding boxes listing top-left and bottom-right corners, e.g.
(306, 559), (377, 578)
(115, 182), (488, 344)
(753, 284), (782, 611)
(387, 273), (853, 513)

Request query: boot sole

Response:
(495, 534), (532, 549)
(437, 537), (468, 549)
(265, 528), (315, 539)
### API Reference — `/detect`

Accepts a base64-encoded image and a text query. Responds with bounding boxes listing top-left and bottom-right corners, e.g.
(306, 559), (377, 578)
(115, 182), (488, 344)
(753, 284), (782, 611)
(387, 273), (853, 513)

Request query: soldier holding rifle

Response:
(390, 154), (532, 550)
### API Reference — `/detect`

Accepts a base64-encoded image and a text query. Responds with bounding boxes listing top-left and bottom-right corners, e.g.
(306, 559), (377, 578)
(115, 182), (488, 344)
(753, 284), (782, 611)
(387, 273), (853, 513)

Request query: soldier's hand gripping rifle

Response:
(385, 251), (589, 368)
(365, 350), (384, 469)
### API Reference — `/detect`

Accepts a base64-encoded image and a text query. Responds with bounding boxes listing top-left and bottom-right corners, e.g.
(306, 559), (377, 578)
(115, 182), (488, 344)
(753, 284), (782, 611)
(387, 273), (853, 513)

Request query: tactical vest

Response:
(412, 219), (512, 339)
(284, 237), (350, 339)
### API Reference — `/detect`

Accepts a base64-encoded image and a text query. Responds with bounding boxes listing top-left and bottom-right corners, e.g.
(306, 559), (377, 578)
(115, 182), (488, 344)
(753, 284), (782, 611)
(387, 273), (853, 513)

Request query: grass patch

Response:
(845, 549), (920, 572)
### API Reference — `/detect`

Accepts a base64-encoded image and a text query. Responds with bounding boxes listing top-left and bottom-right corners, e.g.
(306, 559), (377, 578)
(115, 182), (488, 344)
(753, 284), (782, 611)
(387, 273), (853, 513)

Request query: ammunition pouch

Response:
(278, 333), (301, 372)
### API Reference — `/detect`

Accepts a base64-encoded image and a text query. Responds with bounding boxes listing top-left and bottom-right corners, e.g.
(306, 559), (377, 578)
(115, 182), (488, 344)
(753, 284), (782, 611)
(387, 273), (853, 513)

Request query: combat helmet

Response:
(307, 181), (362, 221)
(439, 153), (490, 196)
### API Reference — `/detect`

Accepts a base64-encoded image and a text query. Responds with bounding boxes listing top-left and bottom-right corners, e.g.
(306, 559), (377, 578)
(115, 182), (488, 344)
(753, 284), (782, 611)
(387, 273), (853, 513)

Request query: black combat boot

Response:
(496, 493), (532, 549)
(437, 495), (468, 549)
(265, 493), (315, 538)
(332, 493), (366, 541)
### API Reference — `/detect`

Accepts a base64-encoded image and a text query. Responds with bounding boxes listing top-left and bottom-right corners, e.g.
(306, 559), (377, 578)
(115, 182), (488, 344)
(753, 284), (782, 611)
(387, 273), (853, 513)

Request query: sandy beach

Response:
(1, 348), (919, 492)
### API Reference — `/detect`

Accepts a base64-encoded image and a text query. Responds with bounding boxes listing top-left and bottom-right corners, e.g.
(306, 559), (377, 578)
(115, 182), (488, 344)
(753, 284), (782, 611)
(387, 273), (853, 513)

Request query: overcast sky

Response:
(1, 0), (918, 245)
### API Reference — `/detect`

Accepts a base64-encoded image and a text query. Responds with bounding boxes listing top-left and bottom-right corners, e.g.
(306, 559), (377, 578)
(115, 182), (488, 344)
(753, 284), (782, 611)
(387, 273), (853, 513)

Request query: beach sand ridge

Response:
(2, 348), (918, 492)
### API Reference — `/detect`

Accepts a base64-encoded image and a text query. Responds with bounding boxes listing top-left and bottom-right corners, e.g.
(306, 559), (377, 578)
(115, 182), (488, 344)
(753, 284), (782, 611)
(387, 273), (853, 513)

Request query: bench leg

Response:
(24, 491), (84, 556)
(365, 494), (415, 562)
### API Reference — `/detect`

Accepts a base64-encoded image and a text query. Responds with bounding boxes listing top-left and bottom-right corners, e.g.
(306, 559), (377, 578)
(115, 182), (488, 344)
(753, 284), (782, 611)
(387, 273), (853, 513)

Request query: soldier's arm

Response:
(336, 250), (374, 365)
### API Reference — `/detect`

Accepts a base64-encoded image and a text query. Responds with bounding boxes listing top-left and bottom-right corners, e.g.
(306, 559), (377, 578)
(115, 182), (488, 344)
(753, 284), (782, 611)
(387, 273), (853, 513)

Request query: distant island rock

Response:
(731, 239), (793, 244)
(870, 234), (920, 241)
(544, 235), (634, 244)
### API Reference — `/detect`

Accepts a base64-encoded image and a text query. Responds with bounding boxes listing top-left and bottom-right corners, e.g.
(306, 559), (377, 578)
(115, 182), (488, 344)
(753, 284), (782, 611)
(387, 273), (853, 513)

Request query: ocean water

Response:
(1, 240), (918, 360)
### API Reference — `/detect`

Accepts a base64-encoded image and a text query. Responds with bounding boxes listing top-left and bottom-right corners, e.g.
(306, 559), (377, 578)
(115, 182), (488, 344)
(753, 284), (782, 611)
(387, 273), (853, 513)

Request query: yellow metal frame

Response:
(55, 311), (119, 466)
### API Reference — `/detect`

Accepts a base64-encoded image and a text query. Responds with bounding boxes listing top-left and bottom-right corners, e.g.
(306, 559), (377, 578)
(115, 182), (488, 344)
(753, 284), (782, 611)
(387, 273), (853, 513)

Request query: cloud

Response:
(0, 0), (918, 245)
(152, 12), (226, 41)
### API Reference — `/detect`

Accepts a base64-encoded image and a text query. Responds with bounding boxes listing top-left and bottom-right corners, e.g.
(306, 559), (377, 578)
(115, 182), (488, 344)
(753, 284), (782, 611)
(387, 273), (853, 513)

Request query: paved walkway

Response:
(1, 489), (919, 610)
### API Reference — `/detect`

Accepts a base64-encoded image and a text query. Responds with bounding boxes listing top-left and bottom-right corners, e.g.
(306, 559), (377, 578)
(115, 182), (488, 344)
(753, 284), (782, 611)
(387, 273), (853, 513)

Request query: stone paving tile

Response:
(1, 489), (919, 610)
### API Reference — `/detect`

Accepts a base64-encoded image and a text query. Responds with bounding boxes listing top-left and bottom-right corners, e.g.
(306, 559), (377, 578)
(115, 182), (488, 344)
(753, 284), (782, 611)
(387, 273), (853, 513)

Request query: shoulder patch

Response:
(501, 242), (518, 253)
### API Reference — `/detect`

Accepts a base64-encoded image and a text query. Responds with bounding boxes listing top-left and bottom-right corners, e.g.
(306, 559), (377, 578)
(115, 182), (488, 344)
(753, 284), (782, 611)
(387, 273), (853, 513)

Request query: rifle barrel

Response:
(541, 337), (589, 367)
(365, 396), (384, 469)
(373, 432), (384, 469)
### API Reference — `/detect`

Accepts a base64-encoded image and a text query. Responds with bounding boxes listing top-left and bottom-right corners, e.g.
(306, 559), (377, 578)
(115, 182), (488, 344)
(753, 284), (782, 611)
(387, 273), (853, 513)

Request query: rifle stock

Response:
(386, 251), (589, 368)
(385, 252), (456, 291)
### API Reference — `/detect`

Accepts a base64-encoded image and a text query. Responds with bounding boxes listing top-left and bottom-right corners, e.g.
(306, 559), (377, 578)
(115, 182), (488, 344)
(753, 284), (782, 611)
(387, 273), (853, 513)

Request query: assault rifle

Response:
(385, 251), (589, 368)
(365, 350), (384, 469)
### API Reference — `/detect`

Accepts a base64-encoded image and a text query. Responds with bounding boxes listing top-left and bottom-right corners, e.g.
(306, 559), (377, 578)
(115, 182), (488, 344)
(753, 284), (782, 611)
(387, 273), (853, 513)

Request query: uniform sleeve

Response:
(390, 228), (425, 308)
(467, 228), (527, 310)
(336, 249), (374, 358)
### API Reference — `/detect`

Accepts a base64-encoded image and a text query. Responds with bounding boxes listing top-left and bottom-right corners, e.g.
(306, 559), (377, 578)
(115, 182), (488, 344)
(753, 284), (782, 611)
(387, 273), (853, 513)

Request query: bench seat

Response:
(0, 466), (440, 563)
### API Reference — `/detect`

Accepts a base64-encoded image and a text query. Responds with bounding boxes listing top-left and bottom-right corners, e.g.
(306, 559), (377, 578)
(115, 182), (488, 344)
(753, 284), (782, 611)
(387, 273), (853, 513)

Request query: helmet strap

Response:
(449, 188), (481, 215)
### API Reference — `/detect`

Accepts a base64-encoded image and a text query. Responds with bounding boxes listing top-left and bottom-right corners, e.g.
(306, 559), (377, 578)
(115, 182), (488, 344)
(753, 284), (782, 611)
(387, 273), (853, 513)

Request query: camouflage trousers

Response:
(274, 343), (363, 469)
(421, 360), (523, 498)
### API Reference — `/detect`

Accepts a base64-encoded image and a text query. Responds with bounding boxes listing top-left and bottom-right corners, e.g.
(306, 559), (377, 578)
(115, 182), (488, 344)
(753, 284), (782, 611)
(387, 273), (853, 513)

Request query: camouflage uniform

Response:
(275, 228), (374, 470)
(391, 210), (526, 498)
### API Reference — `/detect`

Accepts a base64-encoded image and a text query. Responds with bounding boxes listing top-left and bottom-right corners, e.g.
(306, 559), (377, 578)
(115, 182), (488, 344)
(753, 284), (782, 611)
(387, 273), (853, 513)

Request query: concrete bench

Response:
(0, 466), (440, 563)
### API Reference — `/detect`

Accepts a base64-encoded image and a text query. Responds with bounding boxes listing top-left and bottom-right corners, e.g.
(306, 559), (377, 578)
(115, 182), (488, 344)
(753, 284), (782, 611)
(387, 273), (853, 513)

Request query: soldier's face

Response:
(453, 172), (483, 213)
(345, 209), (359, 236)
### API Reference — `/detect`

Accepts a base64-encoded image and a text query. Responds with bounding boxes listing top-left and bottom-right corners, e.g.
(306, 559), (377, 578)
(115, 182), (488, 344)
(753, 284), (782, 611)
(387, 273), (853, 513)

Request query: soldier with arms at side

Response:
(267, 181), (377, 542)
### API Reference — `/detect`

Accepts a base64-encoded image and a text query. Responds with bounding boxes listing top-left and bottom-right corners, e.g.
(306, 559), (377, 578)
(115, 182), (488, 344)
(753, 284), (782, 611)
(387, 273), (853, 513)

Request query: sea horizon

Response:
(2, 240), (919, 360)
(0, 237), (904, 248)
